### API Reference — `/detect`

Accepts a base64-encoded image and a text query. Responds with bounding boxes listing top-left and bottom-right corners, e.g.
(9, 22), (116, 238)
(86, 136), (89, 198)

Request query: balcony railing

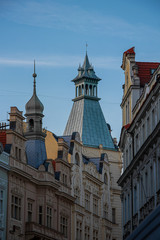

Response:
(123, 220), (131, 239)
(157, 189), (160, 205)
(25, 222), (64, 240)
(133, 213), (138, 230)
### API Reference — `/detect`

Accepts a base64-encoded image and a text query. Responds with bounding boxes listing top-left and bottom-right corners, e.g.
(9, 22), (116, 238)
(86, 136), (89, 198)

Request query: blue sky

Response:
(0, 0), (160, 140)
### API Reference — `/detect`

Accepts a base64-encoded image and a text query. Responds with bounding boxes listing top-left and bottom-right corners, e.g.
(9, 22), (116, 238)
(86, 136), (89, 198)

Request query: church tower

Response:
(64, 53), (115, 150)
(25, 62), (47, 168)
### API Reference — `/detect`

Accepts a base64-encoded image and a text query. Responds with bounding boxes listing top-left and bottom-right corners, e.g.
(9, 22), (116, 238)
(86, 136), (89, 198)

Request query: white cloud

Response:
(0, 55), (121, 70)
(0, 0), (159, 39)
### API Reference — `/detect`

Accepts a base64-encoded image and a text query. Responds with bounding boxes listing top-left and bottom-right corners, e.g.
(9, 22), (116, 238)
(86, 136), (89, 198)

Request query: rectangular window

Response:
(150, 166), (153, 196)
(28, 202), (32, 222)
(39, 206), (43, 225)
(85, 226), (90, 240)
(141, 176), (144, 205)
(11, 195), (21, 220)
(145, 172), (148, 199)
(0, 190), (3, 215)
(15, 147), (18, 159)
(93, 197), (98, 215)
(128, 194), (130, 220)
(124, 198), (127, 224)
(46, 206), (52, 228)
(85, 192), (90, 211)
(62, 174), (67, 186)
(152, 109), (155, 130)
(76, 221), (82, 240)
(142, 124), (145, 143)
(134, 186), (137, 214)
(74, 188), (80, 204)
(60, 216), (68, 237)
(104, 204), (108, 219)
(147, 117), (150, 137)
(135, 134), (139, 153)
(112, 208), (116, 224)
(126, 149), (128, 167)
(93, 229), (98, 240)
(19, 149), (21, 160)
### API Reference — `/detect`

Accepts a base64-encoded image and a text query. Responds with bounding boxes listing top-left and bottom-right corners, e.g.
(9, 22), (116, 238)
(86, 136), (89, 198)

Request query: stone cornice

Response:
(72, 95), (101, 102)
(56, 158), (71, 168)
(9, 165), (60, 190)
(83, 170), (103, 185)
(118, 121), (160, 186)
(55, 191), (75, 203)
(6, 129), (26, 141)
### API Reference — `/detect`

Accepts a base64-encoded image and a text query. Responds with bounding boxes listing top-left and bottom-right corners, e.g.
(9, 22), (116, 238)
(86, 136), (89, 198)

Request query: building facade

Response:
(2, 66), (74, 240)
(118, 47), (160, 239)
(45, 53), (122, 240)
(0, 137), (9, 240)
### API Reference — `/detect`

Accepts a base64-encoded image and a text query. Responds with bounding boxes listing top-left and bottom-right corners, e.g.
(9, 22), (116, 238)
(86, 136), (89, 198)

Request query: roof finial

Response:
(32, 60), (37, 94)
(86, 42), (88, 53)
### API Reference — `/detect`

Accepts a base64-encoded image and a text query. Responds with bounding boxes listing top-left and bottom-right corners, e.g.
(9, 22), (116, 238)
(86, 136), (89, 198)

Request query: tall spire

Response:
(32, 60), (37, 94)
(82, 52), (91, 70)
(86, 42), (88, 53)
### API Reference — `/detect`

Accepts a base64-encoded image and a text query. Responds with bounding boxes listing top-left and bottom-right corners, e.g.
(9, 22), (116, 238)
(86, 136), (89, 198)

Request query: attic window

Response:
(151, 69), (156, 75)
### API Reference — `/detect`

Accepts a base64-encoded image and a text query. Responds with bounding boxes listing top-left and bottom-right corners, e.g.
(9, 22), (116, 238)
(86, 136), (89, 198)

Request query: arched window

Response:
(93, 85), (97, 97)
(29, 119), (34, 131)
(85, 84), (88, 95)
(89, 85), (92, 96)
(40, 119), (42, 130)
(75, 153), (80, 166)
(76, 86), (78, 97)
(79, 85), (82, 96)
(82, 84), (84, 95)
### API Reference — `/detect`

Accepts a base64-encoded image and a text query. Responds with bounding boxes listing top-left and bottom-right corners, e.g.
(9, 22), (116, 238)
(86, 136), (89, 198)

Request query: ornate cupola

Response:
(72, 52), (101, 101)
(25, 61), (47, 169)
(64, 53), (116, 150)
(25, 61), (46, 141)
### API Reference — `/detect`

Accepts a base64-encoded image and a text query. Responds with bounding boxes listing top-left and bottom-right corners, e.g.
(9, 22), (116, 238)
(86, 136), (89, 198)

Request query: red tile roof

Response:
(124, 47), (135, 55)
(136, 62), (160, 86)
(0, 131), (6, 148)
(124, 124), (130, 130)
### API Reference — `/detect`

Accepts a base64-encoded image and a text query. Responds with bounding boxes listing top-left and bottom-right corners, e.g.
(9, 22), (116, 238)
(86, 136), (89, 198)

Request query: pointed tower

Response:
(64, 53), (115, 150)
(25, 61), (47, 168)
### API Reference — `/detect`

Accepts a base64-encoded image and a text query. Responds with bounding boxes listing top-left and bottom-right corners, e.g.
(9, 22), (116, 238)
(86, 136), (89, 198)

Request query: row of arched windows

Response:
(76, 84), (97, 97)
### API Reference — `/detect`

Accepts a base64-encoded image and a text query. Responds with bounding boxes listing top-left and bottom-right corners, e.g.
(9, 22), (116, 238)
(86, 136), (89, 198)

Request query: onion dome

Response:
(25, 61), (44, 116)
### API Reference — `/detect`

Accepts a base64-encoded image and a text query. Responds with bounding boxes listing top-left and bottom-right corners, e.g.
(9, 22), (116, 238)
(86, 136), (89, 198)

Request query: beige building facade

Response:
(3, 66), (74, 240)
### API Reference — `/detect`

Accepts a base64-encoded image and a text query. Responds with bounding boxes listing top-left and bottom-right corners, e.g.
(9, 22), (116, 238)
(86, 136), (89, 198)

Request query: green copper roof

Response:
(64, 98), (116, 150)
(64, 53), (116, 150)
(72, 53), (101, 82)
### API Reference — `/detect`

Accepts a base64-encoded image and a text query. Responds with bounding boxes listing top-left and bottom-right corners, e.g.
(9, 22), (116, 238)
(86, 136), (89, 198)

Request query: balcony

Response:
(157, 189), (160, 205)
(123, 220), (131, 239)
(133, 213), (138, 230)
(148, 196), (155, 212)
(25, 222), (64, 240)
(139, 206), (144, 223)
